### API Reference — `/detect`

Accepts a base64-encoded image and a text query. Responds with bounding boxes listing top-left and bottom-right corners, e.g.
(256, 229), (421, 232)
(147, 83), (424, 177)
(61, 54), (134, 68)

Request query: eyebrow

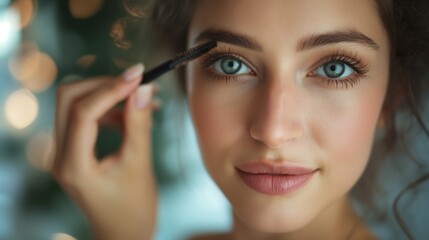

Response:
(194, 28), (380, 52)
(298, 30), (380, 51)
(194, 28), (263, 51)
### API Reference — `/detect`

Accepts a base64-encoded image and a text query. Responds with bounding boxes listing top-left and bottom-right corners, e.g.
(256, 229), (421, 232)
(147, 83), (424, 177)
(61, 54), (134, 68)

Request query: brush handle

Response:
(141, 60), (174, 84)
(140, 41), (217, 84)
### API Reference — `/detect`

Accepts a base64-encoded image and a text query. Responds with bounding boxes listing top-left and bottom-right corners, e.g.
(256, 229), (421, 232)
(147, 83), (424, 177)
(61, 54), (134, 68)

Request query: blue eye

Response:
(213, 57), (252, 75)
(314, 60), (355, 79)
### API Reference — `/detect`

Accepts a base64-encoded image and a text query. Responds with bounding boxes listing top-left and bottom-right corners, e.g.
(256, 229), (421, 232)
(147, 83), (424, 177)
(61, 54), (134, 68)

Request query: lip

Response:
(236, 161), (317, 195)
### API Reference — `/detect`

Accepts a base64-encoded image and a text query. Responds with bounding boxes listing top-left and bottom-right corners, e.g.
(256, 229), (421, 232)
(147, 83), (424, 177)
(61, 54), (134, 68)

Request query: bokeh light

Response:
(4, 89), (38, 129)
(75, 54), (96, 68)
(9, 43), (58, 92)
(69, 0), (104, 19)
(112, 57), (132, 69)
(8, 41), (39, 80)
(110, 18), (131, 49)
(0, 8), (19, 57)
(0, 12), (14, 45)
(10, 0), (36, 29)
(26, 131), (55, 171)
(51, 233), (77, 240)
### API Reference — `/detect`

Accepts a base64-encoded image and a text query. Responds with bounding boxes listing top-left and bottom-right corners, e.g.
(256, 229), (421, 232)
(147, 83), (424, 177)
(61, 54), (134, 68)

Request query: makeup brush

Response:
(141, 40), (217, 84)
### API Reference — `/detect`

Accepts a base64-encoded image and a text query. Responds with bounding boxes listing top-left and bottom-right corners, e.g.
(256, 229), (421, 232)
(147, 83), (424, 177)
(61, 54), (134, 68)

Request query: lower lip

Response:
(237, 169), (316, 195)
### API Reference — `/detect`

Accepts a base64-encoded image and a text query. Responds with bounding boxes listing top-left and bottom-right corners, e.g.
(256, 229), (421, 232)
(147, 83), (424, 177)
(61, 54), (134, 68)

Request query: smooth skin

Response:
(187, 0), (389, 239)
(54, 0), (390, 239)
(53, 64), (158, 240)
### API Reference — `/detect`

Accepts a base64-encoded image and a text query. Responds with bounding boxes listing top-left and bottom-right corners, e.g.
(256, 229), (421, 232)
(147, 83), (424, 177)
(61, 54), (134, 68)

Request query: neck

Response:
(229, 197), (368, 240)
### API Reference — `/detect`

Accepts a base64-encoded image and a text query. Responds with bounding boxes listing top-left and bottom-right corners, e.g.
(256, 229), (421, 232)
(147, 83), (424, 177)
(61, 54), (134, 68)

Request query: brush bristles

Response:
(170, 40), (217, 68)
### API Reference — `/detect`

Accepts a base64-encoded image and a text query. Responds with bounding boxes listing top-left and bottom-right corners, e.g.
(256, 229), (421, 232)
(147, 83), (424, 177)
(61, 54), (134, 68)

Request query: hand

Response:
(52, 63), (158, 240)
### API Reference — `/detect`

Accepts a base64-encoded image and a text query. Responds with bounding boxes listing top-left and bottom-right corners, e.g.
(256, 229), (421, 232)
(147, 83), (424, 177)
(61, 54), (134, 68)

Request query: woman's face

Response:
(186, 0), (389, 233)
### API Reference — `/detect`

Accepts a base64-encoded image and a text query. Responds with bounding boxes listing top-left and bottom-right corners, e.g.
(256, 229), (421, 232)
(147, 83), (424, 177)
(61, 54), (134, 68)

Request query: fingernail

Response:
(153, 97), (163, 109)
(135, 84), (153, 109)
(123, 63), (144, 82)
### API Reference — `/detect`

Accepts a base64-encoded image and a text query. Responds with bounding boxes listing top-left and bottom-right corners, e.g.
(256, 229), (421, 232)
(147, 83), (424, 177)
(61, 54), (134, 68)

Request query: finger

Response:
(55, 77), (115, 168)
(59, 64), (144, 172)
(151, 97), (162, 111)
(97, 100), (159, 130)
(153, 83), (161, 95)
(121, 83), (155, 167)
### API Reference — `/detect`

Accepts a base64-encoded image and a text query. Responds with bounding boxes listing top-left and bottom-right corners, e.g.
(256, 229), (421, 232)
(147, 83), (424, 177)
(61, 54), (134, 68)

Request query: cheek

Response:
(187, 63), (257, 166)
(187, 80), (247, 165)
(190, 98), (238, 155)
(313, 79), (387, 192)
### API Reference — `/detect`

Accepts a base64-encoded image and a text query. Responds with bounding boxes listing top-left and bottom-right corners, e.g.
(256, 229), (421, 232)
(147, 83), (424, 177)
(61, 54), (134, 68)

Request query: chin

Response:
(231, 196), (316, 234)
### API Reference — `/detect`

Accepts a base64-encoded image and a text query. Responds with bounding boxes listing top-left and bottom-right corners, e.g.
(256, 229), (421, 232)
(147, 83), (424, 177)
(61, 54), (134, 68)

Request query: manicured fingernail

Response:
(135, 84), (153, 109)
(154, 97), (162, 108)
(153, 97), (163, 109)
(123, 63), (144, 82)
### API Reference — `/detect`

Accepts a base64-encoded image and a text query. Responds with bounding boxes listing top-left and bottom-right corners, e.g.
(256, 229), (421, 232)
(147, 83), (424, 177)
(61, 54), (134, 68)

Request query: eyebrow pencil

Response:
(141, 40), (217, 84)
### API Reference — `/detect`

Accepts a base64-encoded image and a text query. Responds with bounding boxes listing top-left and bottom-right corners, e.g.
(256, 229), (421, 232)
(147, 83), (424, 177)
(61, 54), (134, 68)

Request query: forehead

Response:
(188, 0), (388, 51)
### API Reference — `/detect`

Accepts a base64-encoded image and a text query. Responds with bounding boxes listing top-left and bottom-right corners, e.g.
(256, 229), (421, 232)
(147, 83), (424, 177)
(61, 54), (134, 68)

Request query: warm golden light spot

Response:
(25, 52), (58, 91)
(26, 132), (55, 171)
(9, 45), (58, 92)
(110, 18), (131, 49)
(112, 57), (132, 69)
(4, 89), (38, 129)
(10, 0), (36, 29)
(76, 54), (96, 68)
(69, 0), (104, 19)
(51, 233), (77, 240)
(8, 42), (38, 81)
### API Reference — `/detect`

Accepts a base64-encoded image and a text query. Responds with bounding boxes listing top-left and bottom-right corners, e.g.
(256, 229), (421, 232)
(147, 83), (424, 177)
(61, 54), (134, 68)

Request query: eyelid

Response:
(307, 51), (369, 80)
(200, 47), (257, 75)
(305, 51), (369, 90)
(198, 47), (369, 89)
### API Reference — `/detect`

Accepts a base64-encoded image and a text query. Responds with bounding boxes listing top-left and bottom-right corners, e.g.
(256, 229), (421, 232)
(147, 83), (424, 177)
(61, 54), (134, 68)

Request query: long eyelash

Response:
(325, 50), (369, 75)
(319, 77), (363, 90)
(200, 47), (235, 69)
(313, 50), (369, 89)
(205, 68), (240, 84)
(199, 48), (368, 88)
(199, 47), (252, 83)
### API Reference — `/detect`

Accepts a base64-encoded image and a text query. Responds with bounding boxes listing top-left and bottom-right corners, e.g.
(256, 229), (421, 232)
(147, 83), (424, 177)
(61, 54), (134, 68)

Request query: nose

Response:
(249, 81), (303, 148)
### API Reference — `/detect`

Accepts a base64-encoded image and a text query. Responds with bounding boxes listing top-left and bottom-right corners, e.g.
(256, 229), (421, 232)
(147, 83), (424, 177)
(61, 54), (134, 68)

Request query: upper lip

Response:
(236, 161), (317, 175)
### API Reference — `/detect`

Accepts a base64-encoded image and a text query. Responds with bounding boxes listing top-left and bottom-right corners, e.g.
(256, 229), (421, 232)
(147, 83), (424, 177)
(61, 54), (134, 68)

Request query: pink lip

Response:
(236, 161), (317, 195)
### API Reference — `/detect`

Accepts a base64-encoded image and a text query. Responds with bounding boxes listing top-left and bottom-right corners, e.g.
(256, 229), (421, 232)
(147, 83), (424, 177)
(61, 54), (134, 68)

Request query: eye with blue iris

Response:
(308, 54), (369, 89)
(201, 48), (368, 89)
(212, 57), (252, 75)
(314, 60), (356, 79)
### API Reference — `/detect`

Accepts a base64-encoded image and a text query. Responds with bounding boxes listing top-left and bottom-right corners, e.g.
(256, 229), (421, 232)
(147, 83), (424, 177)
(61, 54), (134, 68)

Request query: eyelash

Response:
(309, 50), (369, 89)
(199, 48), (369, 89)
(200, 48), (254, 84)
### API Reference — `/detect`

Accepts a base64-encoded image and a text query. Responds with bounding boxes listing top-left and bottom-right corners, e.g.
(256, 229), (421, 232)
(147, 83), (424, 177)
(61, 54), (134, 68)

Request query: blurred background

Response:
(0, 1), (231, 239)
(0, 1), (428, 240)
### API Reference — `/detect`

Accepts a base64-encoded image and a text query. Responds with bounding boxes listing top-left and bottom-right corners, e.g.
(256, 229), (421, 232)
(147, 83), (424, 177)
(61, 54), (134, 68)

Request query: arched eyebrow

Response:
(194, 28), (380, 52)
(194, 28), (263, 51)
(298, 29), (380, 51)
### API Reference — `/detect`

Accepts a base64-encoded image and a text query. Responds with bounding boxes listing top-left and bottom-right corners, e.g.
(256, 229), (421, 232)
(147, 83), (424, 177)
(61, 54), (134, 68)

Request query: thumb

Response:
(121, 80), (155, 166)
